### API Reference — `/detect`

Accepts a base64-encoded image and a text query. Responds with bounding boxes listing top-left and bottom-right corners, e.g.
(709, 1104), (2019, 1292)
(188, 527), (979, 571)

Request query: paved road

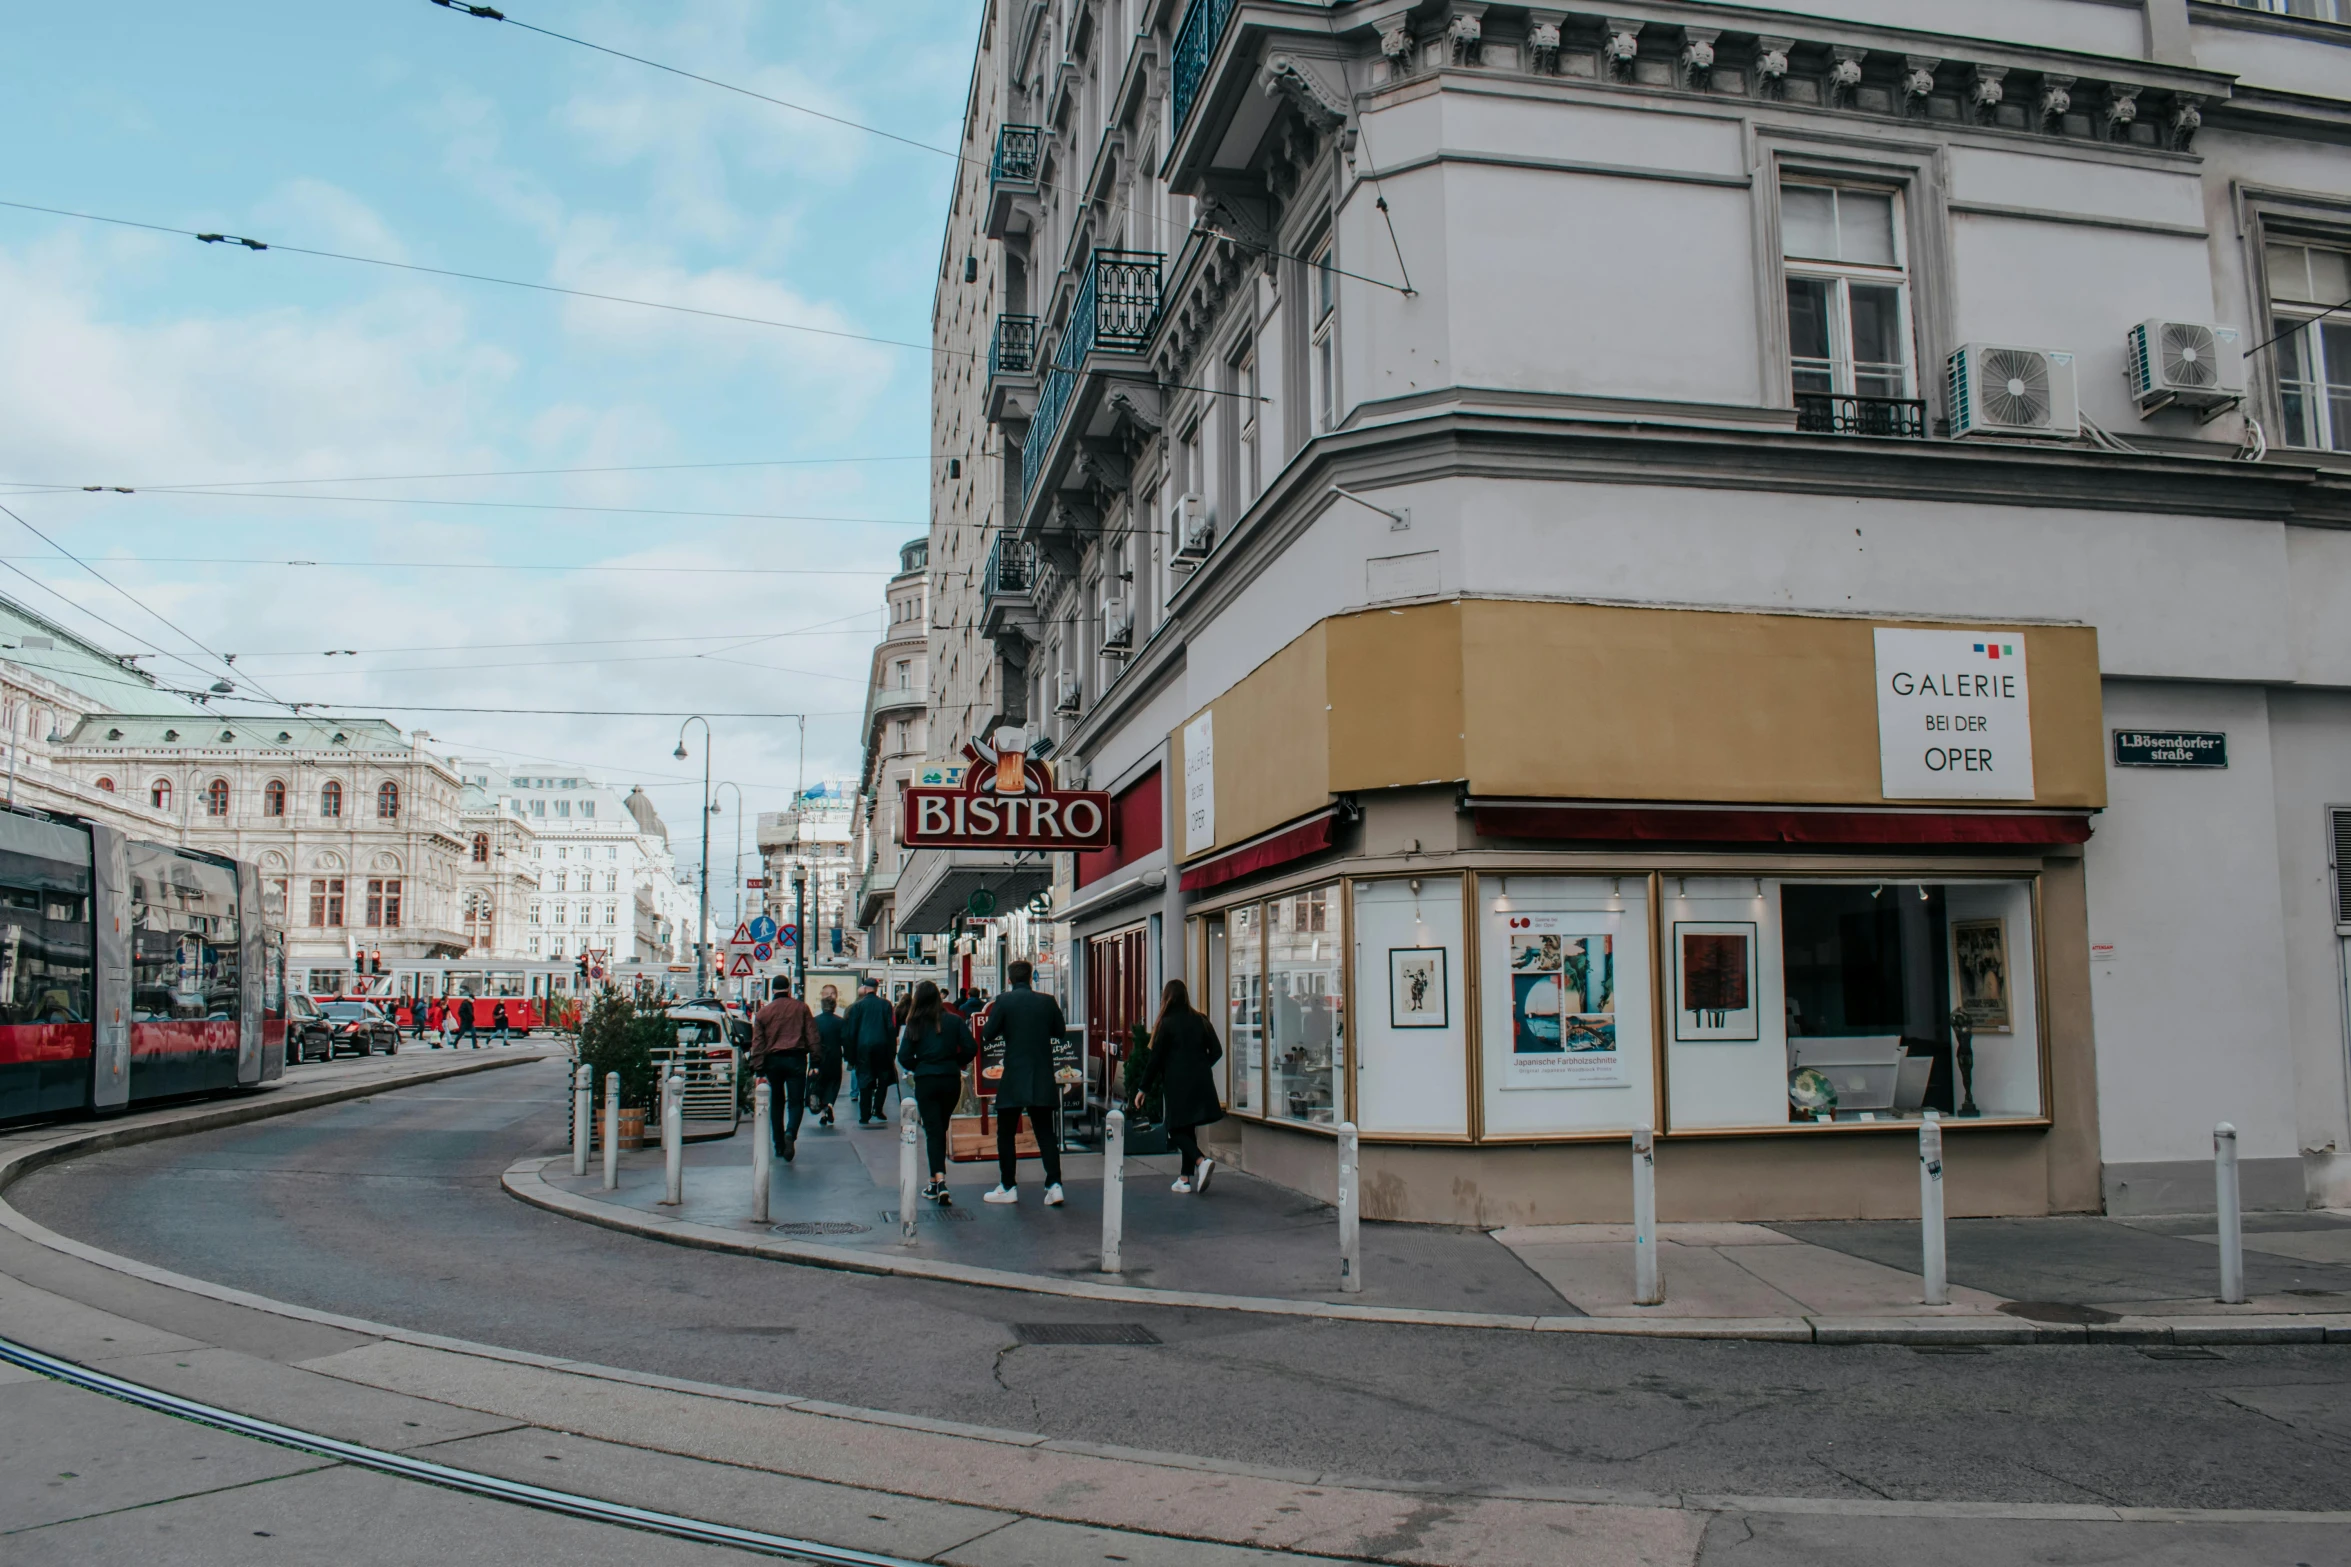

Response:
(16, 1058), (2351, 1510)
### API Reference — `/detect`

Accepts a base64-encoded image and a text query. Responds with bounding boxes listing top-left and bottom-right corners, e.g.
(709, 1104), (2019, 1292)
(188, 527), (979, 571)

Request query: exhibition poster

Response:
(1501, 912), (1623, 1088)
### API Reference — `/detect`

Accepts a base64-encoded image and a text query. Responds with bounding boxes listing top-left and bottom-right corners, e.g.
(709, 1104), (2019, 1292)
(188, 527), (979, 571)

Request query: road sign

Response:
(745, 878), (768, 890)
(729, 953), (754, 977)
(779, 925), (799, 948)
(730, 921), (753, 946)
(749, 915), (778, 943)
(968, 888), (997, 917)
(752, 941), (773, 963)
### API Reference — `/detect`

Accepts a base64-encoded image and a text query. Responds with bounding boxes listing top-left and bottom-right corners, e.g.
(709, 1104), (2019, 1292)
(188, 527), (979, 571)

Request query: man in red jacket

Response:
(749, 977), (817, 1161)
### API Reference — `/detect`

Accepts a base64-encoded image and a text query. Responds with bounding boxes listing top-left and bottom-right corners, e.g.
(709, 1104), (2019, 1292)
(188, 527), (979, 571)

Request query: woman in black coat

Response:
(1134, 980), (1225, 1195)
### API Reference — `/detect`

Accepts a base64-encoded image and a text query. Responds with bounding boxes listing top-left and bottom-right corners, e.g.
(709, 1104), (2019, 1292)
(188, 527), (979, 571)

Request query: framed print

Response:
(1387, 947), (1448, 1029)
(1951, 918), (2012, 1031)
(1673, 921), (1759, 1042)
(1499, 913), (1622, 1088)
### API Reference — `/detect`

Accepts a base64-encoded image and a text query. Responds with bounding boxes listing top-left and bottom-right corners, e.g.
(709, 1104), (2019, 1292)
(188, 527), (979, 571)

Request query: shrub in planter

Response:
(576, 989), (659, 1111)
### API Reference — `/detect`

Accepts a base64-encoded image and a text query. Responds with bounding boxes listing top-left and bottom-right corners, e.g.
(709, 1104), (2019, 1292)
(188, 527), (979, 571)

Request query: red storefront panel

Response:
(1077, 768), (1163, 888)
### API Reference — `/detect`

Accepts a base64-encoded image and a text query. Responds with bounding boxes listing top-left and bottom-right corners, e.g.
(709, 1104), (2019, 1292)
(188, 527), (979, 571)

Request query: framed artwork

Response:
(1500, 913), (1621, 1088)
(1952, 918), (2012, 1031)
(1673, 921), (1759, 1042)
(1387, 947), (1449, 1029)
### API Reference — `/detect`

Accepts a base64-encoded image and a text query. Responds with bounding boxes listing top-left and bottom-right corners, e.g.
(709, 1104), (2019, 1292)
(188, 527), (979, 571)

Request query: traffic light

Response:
(353, 952), (365, 977)
(576, 953), (590, 985)
(369, 951), (382, 976)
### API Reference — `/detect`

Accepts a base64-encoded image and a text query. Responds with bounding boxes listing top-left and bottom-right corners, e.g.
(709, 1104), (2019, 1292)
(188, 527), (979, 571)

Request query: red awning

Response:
(1179, 810), (1338, 892)
(1473, 804), (2093, 847)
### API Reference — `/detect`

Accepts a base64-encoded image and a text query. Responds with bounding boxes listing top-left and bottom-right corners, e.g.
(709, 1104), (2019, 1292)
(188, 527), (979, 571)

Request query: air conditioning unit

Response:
(2126, 319), (2245, 421)
(1102, 597), (1134, 655)
(1172, 493), (1212, 567)
(1053, 672), (1082, 716)
(1947, 343), (2080, 440)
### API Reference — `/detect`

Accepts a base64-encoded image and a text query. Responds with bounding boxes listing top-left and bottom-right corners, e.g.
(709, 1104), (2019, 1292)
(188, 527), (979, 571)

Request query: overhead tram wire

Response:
(0, 555), (891, 579)
(47, 488), (923, 527)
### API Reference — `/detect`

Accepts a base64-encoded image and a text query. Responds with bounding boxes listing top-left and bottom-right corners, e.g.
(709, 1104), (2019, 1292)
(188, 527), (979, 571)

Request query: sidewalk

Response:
(514, 1108), (2351, 1343)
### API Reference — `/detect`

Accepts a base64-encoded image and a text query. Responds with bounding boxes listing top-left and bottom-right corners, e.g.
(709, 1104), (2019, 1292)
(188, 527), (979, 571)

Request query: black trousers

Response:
(995, 1105), (1062, 1189)
(859, 1067), (895, 1123)
(810, 1053), (842, 1112)
(762, 1056), (807, 1154)
(914, 1077), (960, 1180)
(1171, 1124), (1201, 1177)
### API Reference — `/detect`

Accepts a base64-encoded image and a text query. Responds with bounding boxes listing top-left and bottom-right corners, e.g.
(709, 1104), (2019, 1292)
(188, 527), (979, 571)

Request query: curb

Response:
(502, 1157), (2351, 1347)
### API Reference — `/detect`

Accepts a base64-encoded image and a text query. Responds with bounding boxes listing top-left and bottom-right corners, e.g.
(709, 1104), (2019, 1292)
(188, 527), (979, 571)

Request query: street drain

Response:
(1998, 1301), (2120, 1325)
(769, 1221), (870, 1237)
(1013, 1322), (1161, 1347)
(880, 1208), (974, 1224)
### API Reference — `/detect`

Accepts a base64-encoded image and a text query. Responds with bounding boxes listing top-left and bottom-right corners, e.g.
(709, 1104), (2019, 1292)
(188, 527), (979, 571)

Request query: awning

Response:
(894, 847), (1055, 933)
(1472, 803), (2094, 847)
(1179, 809), (1339, 893)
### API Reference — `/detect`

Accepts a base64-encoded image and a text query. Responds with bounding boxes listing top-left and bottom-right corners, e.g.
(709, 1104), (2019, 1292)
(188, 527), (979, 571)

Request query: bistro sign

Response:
(901, 732), (1114, 851)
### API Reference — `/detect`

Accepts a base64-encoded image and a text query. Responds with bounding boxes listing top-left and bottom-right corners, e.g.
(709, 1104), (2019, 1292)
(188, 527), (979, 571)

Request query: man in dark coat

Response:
(748, 977), (817, 1160)
(842, 977), (897, 1124)
(810, 985), (845, 1127)
(979, 961), (1066, 1205)
(454, 994), (479, 1049)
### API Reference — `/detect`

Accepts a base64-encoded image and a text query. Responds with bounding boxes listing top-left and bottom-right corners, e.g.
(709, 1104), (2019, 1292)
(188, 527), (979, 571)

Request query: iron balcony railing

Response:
(989, 314), (1038, 378)
(1795, 392), (1929, 438)
(992, 124), (1041, 184)
(984, 537), (1038, 600)
(1021, 251), (1163, 499)
(1172, 0), (1240, 136)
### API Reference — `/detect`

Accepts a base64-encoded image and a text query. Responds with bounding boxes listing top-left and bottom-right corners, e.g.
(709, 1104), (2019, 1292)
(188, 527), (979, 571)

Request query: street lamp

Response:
(675, 716), (713, 999)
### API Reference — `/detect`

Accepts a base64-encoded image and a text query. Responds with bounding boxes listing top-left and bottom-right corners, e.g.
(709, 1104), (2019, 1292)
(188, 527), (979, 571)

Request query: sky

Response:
(0, 0), (983, 891)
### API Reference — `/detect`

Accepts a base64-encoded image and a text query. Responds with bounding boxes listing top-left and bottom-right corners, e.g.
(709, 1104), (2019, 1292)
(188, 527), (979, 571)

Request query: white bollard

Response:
(2215, 1122), (2245, 1305)
(602, 1072), (621, 1191)
(1632, 1124), (1662, 1306)
(571, 1063), (591, 1178)
(660, 1070), (684, 1207)
(1337, 1122), (1362, 1294)
(1919, 1112), (1948, 1306)
(1101, 1108), (1126, 1275)
(751, 1079), (772, 1224)
(898, 1096), (922, 1244)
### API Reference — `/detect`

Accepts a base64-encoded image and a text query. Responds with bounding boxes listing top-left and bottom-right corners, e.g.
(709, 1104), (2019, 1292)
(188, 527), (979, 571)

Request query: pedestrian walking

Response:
(979, 960), (1066, 1207)
(896, 980), (975, 1207)
(748, 976), (817, 1161)
(426, 997), (445, 1048)
(843, 977), (896, 1125)
(491, 999), (510, 1045)
(1134, 980), (1225, 1194)
(440, 1003), (459, 1050)
(455, 994), (480, 1049)
(811, 985), (845, 1128)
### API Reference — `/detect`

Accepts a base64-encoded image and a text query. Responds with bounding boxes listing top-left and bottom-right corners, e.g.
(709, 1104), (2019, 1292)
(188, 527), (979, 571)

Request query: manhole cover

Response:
(880, 1208), (974, 1224)
(1013, 1322), (1161, 1347)
(1998, 1301), (2119, 1325)
(770, 1221), (870, 1237)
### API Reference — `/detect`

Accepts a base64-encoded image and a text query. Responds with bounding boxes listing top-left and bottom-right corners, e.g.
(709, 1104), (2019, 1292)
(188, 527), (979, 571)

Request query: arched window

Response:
(472, 833), (490, 864)
(204, 778), (230, 818)
(377, 781), (399, 820)
(95, 776), (115, 793)
(320, 780), (343, 819)
(264, 779), (286, 817)
(151, 779), (171, 811)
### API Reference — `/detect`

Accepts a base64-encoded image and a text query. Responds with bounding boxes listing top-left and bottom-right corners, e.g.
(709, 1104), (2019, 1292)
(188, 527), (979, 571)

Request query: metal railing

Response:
(992, 124), (1041, 184)
(1795, 392), (1929, 438)
(989, 314), (1038, 378)
(1172, 0), (1240, 136)
(648, 1042), (739, 1137)
(1021, 251), (1163, 499)
(985, 537), (1038, 600)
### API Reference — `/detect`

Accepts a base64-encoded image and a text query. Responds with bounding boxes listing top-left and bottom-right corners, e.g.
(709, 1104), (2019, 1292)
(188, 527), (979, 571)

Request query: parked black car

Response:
(316, 1000), (400, 1058)
(283, 992), (333, 1065)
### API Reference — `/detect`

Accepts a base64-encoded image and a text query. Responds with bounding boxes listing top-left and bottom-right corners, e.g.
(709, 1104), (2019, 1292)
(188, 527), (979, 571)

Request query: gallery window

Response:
(377, 781), (400, 819)
(264, 779), (285, 816)
(1781, 182), (1922, 435)
(365, 878), (403, 928)
(1215, 885), (1346, 1126)
(320, 781), (343, 818)
(1352, 876), (1469, 1137)
(204, 778), (230, 818)
(2267, 242), (2351, 451)
(308, 877), (345, 928)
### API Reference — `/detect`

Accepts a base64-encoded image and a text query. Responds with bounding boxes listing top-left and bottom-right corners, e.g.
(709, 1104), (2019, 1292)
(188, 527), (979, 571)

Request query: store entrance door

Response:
(1087, 923), (1149, 1109)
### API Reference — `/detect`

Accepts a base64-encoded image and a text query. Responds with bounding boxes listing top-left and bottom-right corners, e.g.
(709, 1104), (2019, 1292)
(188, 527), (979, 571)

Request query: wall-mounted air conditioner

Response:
(2126, 319), (2245, 421)
(1102, 598), (1134, 655)
(1053, 672), (1082, 716)
(1172, 493), (1212, 568)
(1948, 343), (2080, 439)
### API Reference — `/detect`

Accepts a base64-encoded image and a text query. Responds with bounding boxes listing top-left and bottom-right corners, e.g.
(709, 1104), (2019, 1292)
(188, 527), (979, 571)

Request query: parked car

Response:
(283, 992), (333, 1065)
(316, 1000), (400, 1058)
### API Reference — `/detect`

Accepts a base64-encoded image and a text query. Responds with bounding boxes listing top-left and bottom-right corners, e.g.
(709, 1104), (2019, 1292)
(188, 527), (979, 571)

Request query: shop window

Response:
(2266, 242), (2351, 452)
(1352, 877), (1468, 1137)
(1225, 903), (1260, 1115)
(264, 779), (285, 816)
(1266, 885), (1344, 1126)
(1477, 875), (1656, 1136)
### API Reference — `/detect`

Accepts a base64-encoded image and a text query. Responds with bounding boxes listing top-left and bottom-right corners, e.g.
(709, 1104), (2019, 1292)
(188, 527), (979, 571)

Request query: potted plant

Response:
(577, 989), (660, 1148)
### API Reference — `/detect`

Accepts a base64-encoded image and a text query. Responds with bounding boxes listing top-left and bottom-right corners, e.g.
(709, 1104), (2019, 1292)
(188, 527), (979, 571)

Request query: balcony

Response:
(1019, 250), (1163, 505)
(1795, 393), (1929, 438)
(985, 314), (1039, 426)
(982, 537), (1040, 644)
(986, 124), (1042, 239)
(1171, 0), (1239, 138)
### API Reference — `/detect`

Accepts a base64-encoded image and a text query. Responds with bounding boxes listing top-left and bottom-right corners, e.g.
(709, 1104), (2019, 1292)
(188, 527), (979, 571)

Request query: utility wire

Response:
(54, 486), (920, 527)
(1, 454), (942, 492)
(2244, 298), (2351, 359)
(0, 554), (889, 578)
(231, 701), (862, 718)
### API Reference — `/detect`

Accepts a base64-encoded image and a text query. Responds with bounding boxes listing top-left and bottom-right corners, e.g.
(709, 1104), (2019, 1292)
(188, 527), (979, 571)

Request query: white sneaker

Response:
(1044, 1183), (1066, 1207)
(1170, 1178), (1194, 1194)
(983, 1186), (1018, 1204)
(1193, 1159), (1214, 1194)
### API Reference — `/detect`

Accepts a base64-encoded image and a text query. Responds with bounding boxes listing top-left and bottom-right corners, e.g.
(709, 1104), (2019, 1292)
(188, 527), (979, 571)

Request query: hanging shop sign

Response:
(2112, 729), (2227, 769)
(1873, 628), (2036, 801)
(901, 733), (1113, 850)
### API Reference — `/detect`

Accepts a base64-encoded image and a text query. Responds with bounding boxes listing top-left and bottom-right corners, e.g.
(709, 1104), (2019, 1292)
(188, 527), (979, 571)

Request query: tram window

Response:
(128, 844), (239, 1022)
(0, 817), (93, 1027)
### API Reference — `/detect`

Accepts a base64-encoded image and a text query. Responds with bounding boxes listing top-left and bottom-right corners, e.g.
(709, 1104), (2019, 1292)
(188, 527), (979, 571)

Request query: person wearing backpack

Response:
(1134, 980), (1226, 1194)
(896, 980), (975, 1207)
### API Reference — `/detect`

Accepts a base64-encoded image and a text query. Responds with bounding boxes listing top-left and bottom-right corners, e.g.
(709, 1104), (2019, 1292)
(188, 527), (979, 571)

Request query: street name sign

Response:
(2113, 729), (2227, 768)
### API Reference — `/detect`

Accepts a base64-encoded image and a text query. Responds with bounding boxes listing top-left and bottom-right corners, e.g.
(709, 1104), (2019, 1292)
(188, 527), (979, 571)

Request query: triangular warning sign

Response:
(730, 953), (754, 976)
(731, 922), (753, 945)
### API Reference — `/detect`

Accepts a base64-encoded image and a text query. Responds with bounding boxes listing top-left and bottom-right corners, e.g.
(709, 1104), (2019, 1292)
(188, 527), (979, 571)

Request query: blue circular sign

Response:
(749, 915), (779, 943)
(779, 925), (799, 948)
(752, 941), (773, 963)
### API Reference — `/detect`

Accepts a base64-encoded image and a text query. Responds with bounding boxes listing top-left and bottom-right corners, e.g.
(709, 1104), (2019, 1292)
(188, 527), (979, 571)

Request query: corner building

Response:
(937, 0), (2351, 1223)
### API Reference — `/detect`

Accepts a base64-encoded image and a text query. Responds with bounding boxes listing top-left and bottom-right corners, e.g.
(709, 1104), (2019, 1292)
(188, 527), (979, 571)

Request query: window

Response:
(151, 779), (171, 811)
(604, 872), (618, 893)
(1230, 335), (1261, 503)
(556, 799), (571, 818)
(895, 659), (912, 689)
(531, 799), (545, 818)
(2268, 242), (2351, 451)
(604, 904), (618, 926)
(1266, 887), (1344, 1125)
(377, 781), (399, 819)
(528, 936), (541, 956)
(365, 878), (402, 927)
(202, 778), (230, 818)
(1781, 183), (1920, 433)
(95, 777), (114, 793)
(2224, 0), (2347, 19)
(554, 872), (567, 892)
(309, 877), (345, 927)
(320, 781), (343, 818)
(581, 801), (595, 819)
(1225, 903), (1260, 1115)
(554, 903), (567, 926)
(1311, 234), (1338, 432)
(264, 779), (285, 816)
(472, 833), (489, 863)
(529, 902), (542, 926)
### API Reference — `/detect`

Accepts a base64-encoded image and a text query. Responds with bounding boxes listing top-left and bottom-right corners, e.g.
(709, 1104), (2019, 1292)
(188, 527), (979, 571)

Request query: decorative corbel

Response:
(1969, 64), (2008, 126)
(1525, 9), (1565, 76)
(2168, 92), (2202, 152)
(2038, 75), (2074, 132)
(1375, 9), (1415, 76)
(1901, 57), (1940, 117)
(1106, 385), (1164, 438)
(1194, 190), (1275, 252)
(1753, 36), (1792, 100)
(2102, 83), (2141, 141)
(1679, 29), (1719, 92)
(1827, 47), (1866, 110)
(1602, 19), (1645, 82)
(1446, 4), (1487, 67)
(1261, 54), (1349, 136)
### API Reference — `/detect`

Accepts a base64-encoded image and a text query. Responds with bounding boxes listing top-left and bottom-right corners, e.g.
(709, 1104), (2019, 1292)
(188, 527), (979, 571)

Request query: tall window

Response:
(1312, 234), (1338, 433)
(895, 659), (912, 689)
(150, 779), (171, 811)
(472, 832), (490, 863)
(2268, 242), (2351, 452)
(1230, 335), (1261, 503)
(1782, 183), (1915, 424)
(204, 778), (230, 818)
(320, 781), (343, 818)
(365, 878), (402, 927)
(377, 781), (399, 819)
(264, 779), (286, 816)
(309, 877), (345, 927)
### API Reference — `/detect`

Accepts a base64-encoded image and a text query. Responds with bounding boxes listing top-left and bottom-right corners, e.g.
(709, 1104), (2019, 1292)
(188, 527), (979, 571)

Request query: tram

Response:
(324, 957), (591, 1033)
(0, 804), (280, 1124)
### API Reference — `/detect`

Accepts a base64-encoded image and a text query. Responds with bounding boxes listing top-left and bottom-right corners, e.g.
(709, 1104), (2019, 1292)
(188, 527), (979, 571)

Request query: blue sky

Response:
(0, 0), (982, 885)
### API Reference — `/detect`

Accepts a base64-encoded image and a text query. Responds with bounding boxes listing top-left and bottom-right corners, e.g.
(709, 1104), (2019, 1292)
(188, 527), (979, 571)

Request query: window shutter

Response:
(2334, 808), (2351, 925)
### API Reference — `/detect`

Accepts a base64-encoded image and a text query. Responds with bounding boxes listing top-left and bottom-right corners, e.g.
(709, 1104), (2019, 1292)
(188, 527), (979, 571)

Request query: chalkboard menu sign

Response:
(2113, 730), (2227, 769)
